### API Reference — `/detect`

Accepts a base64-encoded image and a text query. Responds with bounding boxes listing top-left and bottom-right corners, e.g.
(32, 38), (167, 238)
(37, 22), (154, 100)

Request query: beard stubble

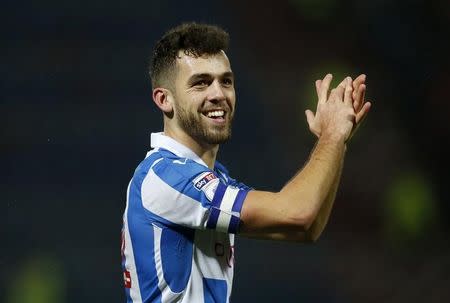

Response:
(174, 103), (233, 145)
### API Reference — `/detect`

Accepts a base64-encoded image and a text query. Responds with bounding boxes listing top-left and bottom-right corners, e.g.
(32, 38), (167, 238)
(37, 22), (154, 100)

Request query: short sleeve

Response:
(205, 182), (249, 233)
(140, 158), (249, 234)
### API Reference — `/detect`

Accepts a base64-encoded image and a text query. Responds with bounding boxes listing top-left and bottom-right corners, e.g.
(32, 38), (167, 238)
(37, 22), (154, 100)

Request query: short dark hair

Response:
(149, 22), (230, 89)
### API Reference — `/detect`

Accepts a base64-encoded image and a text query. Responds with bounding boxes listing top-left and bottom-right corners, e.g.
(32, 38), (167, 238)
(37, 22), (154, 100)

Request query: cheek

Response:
(227, 89), (236, 101)
(228, 94), (236, 110)
(176, 100), (201, 117)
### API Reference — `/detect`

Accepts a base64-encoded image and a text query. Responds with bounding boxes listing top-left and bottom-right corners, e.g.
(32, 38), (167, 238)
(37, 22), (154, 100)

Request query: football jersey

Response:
(121, 132), (251, 303)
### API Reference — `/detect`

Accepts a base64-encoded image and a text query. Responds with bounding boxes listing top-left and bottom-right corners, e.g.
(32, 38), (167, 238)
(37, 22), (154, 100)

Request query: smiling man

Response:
(121, 22), (371, 303)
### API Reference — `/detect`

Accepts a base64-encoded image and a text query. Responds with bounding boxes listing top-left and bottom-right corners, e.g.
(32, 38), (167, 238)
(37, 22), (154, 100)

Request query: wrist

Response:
(319, 132), (346, 146)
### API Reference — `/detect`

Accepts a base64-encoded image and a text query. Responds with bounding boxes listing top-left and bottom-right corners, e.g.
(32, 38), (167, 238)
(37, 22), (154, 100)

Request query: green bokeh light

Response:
(384, 172), (438, 246)
(7, 255), (66, 303)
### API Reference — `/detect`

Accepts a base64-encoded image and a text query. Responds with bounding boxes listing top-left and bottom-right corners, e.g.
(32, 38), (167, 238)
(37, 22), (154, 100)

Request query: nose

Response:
(207, 80), (226, 102)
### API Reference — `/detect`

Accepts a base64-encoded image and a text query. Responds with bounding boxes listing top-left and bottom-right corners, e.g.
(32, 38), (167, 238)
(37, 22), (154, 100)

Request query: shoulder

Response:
(134, 148), (207, 178)
(138, 149), (217, 200)
(214, 160), (252, 191)
(136, 149), (221, 210)
(214, 161), (230, 176)
(152, 149), (210, 182)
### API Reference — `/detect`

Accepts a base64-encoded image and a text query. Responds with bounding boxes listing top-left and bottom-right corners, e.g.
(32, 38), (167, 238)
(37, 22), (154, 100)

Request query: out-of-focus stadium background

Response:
(3, 0), (450, 302)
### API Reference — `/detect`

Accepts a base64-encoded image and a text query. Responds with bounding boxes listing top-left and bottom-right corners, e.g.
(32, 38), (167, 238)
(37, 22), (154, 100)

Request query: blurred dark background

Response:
(3, 0), (450, 302)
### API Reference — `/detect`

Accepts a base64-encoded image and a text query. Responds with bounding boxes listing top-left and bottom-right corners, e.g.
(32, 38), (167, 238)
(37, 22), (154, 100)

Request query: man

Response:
(121, 22), (371, 303)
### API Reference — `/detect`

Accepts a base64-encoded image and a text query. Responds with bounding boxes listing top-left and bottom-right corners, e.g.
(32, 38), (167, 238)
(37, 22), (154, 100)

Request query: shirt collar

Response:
(149, 132), (208, 167)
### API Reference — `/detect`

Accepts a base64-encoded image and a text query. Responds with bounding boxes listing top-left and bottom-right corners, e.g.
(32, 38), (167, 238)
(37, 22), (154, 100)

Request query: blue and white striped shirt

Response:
(121, 132), (251, 303)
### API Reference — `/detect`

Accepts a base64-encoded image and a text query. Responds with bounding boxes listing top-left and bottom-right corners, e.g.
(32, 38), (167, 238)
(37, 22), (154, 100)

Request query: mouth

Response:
(202, 109), (227, 123)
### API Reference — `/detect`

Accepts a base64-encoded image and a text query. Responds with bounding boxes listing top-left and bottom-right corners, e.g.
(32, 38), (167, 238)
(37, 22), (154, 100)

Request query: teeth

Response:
(206, 110), (224, 118)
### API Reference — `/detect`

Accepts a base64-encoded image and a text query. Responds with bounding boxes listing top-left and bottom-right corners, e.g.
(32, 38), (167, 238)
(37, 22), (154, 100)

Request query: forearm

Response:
(239, 135), (346, 239)
(305, 148), (345, 241)
(241, 178), (342, 242)
(239, 75), (365, 241)
(279, 134), (346, 230)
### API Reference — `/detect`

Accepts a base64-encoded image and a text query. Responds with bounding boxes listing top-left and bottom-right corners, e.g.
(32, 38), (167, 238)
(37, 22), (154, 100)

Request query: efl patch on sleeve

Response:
(193, 172), (219, 201)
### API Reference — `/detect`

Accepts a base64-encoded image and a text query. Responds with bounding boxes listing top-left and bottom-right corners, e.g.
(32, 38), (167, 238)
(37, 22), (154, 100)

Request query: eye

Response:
(194, 80), (209, 87)
(222, 78), (233, 87)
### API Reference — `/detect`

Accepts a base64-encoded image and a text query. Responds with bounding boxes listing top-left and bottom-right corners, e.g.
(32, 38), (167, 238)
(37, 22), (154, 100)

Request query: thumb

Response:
(305, 109), (315, 126)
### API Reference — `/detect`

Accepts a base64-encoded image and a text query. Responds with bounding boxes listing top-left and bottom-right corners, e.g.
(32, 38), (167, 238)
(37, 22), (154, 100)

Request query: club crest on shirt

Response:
(193, 172), (219, 201)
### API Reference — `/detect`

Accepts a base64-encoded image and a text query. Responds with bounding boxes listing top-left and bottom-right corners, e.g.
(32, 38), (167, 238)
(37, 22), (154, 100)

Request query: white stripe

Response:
(183, 243), (205, 303)
(216, 212), (233, 233)
(213, 186), (239, 232)
(124, 181), (143, 303)
(153, 224), (183, 302)
(221, 187), (239, 212)
(141, 170), (209, 228)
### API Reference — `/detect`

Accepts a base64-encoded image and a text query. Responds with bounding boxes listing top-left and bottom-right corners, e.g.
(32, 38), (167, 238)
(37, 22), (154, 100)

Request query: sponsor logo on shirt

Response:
(194, 172), (216, 189)
(193, 172), (219, 201)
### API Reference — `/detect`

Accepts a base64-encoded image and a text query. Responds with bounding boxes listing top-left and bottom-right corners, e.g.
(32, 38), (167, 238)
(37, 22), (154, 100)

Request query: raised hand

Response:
(305, 74), (356, 143)
(306, 73), (371, 141)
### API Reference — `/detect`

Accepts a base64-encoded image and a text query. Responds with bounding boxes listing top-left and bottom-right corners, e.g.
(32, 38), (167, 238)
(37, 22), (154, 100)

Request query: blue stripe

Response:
(203, 278), (227, 303)
(206, 207), (221, 229)
(160, 225), (194, 292)
(211, 183), (227, 208)
(124, 287), (131, 303)
(128, 183), (161, 302)
(232, 189), (248, 213)
(126, 151), (164, 303)
(228, 215), (240, 234)
(214, 161), (229, 175)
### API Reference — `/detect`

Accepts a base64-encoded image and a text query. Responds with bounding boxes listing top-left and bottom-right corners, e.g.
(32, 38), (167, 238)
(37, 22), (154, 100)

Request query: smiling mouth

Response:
(205, 110), (225, 119)
(202, 109), (227, 122)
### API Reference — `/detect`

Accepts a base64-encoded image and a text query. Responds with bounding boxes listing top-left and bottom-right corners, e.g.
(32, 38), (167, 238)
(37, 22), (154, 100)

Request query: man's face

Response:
(171, 50), (236, 145)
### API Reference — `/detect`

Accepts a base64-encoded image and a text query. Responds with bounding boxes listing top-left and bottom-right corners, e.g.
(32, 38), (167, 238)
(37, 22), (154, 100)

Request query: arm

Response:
(304, 146), (344, 241)
(304, 74), (372, 240)
(239, 75), (367, 242)
(239, 130), (346, 242)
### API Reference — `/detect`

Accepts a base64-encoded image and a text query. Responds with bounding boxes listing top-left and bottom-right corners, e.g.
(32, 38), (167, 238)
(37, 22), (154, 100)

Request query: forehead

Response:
(175, 50), (232, 80)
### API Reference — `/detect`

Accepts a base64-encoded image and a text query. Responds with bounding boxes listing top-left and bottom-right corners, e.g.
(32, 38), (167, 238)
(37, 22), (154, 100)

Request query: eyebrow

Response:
(188, 71), (234, 84)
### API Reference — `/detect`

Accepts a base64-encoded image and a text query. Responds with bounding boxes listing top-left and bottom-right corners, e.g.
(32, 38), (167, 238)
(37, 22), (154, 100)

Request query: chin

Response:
(204, 134), (231, 145)
(202, 129), (232, 145)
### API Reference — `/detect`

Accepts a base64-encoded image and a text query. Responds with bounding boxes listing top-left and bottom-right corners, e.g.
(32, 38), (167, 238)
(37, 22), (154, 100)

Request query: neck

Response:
(164, 127), (219, 169)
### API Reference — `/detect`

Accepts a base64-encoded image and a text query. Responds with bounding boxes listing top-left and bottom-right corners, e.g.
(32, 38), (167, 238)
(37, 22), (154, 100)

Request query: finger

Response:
(337, 76), (348, 89)
(360, 84), (366, 107)
(330, 84), (345, 102)
(315, 80), (322, 96)
(305, 109), (315, 126)
(344, 79), (353, 107)
(355, 101), (371, 124)
(319, 74), (332, 103)
(353, 84), (366, 112)
(353, 74), (366, 90)
(348, 101), (371, 141)
(352, 74), (366, 101)
(335, 76), (351, 98)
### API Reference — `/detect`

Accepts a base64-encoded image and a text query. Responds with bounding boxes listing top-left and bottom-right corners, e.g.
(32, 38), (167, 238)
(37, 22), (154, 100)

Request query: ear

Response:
(152, 88), (173, 114)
